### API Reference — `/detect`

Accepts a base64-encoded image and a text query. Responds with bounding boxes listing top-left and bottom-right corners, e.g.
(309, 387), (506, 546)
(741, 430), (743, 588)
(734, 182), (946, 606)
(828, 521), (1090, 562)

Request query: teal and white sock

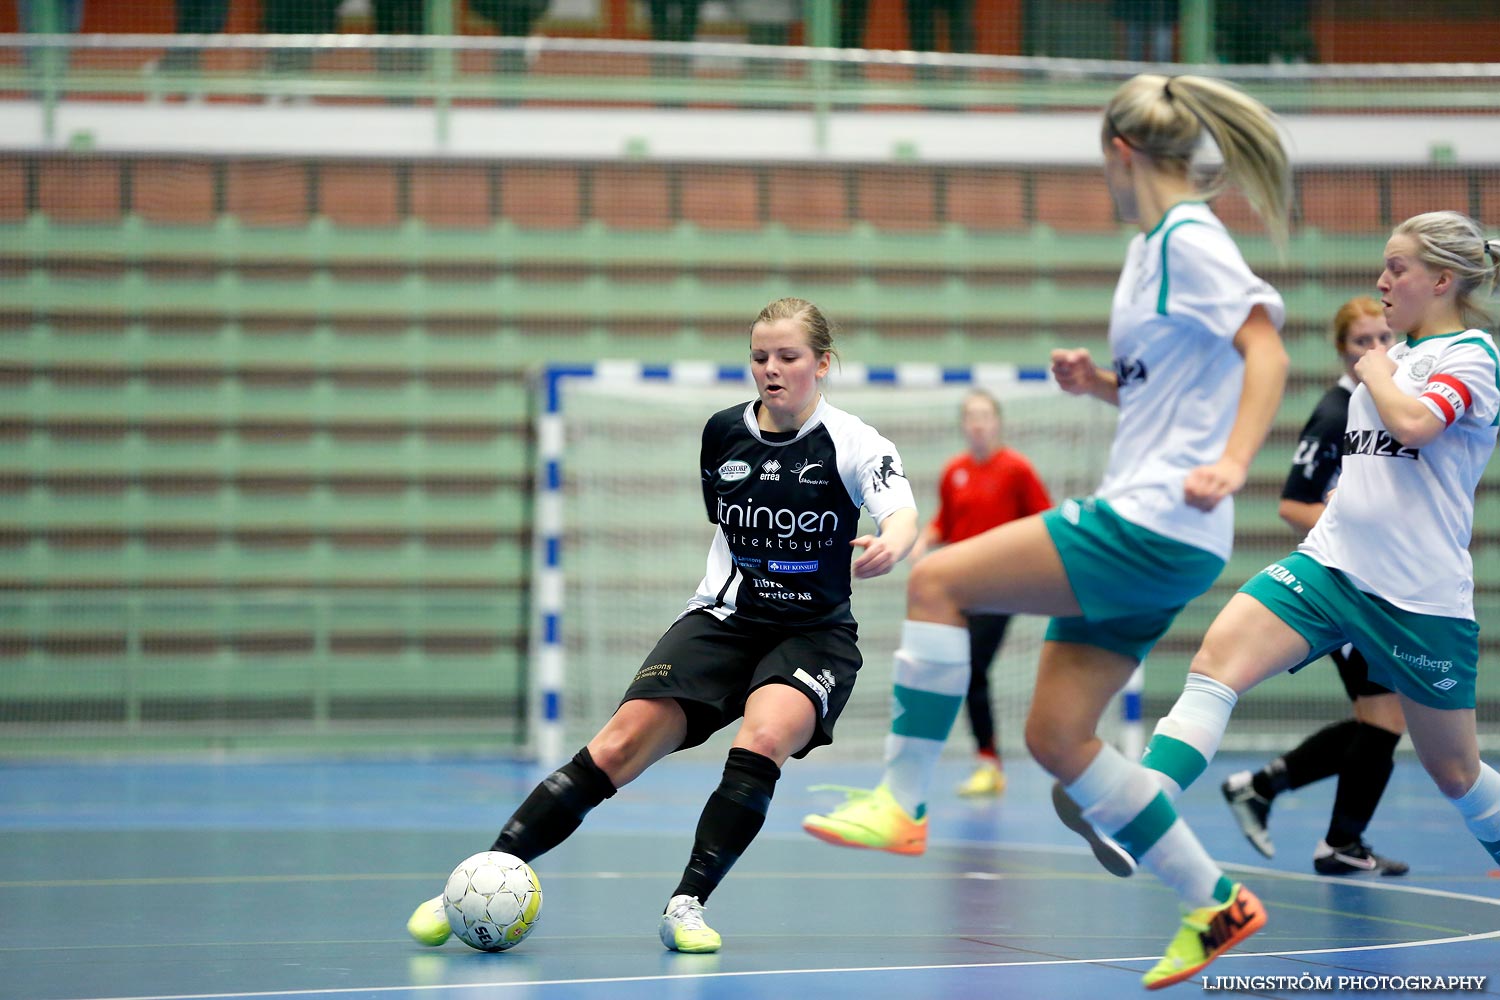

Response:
(882, 620), (969, 818)
(1451, 762), (1500, 865)
(1069, 744), (1231, 909)
(1142, 673), (1238, 797)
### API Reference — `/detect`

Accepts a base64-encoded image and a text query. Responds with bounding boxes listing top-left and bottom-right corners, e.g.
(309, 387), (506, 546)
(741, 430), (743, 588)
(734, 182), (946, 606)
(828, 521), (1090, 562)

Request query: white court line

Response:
(68, 834), (1500, 1000)
(72, 928), (1500, 1000)
(953, 834), (1500, 907)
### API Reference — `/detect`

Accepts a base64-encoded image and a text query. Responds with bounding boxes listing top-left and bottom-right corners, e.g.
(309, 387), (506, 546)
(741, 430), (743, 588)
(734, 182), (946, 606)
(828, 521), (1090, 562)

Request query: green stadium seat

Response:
(1388, 169), (1472, 226)
(680, 166), (761, 230)
(1033, 169), (1117, 233)
(226, 160), (311, 227)
(410, 163), (494, 229)
(592, 165), (674, 231)
(319, 162), (402, 228)
(944, 168), (1027, 231)
(768, 166), (851, 231)
(499, 163), (582, 229)
(133, 159), (218, 226)
(38, 158), (123, 224)
(0, 160), (25, 222)
(1209, 188), (1261, 235)
(1479, 171), (1500, 227)
(857, 167), (940, 232)
(1299, 170), (1383, 234)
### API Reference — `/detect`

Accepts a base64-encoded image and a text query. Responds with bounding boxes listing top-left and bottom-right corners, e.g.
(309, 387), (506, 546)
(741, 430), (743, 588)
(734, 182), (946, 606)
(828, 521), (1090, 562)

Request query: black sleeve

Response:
(1280, 389), (1347, 504)
(699, 405), (743, 523)
(700, 417), (718, 523)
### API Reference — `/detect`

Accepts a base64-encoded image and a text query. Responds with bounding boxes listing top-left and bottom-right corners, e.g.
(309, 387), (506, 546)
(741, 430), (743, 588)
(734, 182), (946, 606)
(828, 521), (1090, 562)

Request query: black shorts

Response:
(1331, 643), (1394, 701)
(621, 610), (862, 759)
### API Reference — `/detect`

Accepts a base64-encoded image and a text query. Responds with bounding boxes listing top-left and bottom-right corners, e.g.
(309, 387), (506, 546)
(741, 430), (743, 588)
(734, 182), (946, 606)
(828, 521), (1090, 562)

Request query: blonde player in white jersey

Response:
(800, 73), (1290, 988)
(1134, 210), (1500, 982)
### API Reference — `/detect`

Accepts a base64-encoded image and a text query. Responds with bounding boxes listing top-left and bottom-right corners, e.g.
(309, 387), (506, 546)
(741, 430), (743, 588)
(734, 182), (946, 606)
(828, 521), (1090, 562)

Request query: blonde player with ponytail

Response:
(803, 73), (1291, 987)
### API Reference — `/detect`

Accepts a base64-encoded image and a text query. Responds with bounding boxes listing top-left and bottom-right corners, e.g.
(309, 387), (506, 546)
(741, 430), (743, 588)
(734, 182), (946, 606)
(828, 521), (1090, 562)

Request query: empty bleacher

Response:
(3, 152), (1497, 751)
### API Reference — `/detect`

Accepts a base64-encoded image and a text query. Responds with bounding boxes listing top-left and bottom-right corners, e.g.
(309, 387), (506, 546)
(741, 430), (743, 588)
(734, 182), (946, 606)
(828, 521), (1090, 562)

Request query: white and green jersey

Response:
(1095, 201), (1284, 560)
(1302, 329), (1500, 619)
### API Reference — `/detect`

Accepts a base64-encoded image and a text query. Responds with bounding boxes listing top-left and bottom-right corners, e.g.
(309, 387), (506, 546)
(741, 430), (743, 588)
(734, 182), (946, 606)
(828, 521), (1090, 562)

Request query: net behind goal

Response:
(531, 361), (1117, 763)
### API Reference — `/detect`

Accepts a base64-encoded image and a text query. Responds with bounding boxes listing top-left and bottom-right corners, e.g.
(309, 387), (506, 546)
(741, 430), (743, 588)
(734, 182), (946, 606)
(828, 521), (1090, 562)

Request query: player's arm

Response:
(1278, 423), (1340, 536)
(1050, 348), (1120, 406)
(909, 468), (951, 563)
(852, 506), (918, 580)
(1356, 347), (1449, 448)
(699, 419), (720, 522)
(1184, 304), (1289, 511)
(907, 521), (944, 564)
(1277, 498), (1324, 535)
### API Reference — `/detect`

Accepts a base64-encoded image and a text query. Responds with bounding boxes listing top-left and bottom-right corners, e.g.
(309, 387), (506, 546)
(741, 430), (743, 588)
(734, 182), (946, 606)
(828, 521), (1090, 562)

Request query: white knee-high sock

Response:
(1451, 762), (1500, 865)
(882, 620), (970, 818)
(1142, 674), (1238, 797)
(1067, 744), (1234, 910)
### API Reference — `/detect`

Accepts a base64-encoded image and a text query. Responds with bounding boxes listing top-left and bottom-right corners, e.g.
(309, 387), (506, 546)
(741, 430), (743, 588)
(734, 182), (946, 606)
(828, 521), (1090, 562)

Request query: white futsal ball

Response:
(442, 851), (543, 952)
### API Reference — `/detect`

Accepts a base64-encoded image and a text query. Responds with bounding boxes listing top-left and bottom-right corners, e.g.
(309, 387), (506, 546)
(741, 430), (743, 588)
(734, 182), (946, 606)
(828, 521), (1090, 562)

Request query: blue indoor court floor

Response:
(2, 751), (1497, 1000)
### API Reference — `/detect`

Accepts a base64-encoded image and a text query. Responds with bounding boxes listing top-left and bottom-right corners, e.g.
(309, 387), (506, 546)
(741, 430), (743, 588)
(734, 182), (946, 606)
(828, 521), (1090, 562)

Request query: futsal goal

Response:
(530, 361), (1118, 764)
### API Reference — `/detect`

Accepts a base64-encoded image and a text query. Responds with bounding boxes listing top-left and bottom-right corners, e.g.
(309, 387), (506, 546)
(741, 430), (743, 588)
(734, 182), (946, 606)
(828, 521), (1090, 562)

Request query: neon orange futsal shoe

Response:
(1143, 883), (1266, 989)
(801, 784), (927, 856)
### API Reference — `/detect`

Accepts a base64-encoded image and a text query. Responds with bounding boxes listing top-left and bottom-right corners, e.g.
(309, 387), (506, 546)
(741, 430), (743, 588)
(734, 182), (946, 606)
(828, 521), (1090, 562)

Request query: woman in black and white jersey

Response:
(406, 297), (918, 954)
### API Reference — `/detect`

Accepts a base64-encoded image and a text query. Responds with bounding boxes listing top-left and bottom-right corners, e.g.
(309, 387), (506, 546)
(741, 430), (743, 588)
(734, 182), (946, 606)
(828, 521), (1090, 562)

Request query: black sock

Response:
(490, 746), (616, 863)
(1250, 756), (1290, 801)
(671, 748), (781, 905)
(1326, 722), (1401, 847)
(1266, 718), (1363, 797)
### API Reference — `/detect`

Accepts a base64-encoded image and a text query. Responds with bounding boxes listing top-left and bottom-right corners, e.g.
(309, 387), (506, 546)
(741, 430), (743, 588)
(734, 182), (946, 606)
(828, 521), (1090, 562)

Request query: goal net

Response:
(532, 361), (1117, 763)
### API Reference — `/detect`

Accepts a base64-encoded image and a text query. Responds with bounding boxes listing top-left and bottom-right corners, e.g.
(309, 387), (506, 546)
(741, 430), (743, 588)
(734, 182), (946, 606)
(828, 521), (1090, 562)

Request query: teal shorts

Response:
(1041, 496), (1226, 662)
(1239, 552), (1479, 711)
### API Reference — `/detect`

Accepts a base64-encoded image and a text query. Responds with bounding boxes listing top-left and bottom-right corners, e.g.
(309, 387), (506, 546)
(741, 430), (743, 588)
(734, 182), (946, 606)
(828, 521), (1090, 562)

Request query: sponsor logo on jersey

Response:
(1343, 429), (1420, 461)
(871, 455), (906, 492)
(760, 459), (782, 481)
(1390, 644), (1453, 673)
(1114, 356), (1148, 386)
(717, 496), (839, 539)
(1408, 354), (1436, 382)
(733, 556), (763, 571)
(793, 460), (829, 486)
(719, 460), (752, 482)
(768, 559), (818, 573)
(793, 666), (837, 717)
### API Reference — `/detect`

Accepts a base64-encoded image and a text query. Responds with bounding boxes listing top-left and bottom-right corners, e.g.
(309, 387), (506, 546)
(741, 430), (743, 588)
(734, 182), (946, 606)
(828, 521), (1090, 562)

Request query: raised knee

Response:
(1418, 749), (1480, 800)
(906, 559), (955, 619)
(588, 706), (674, 780)
(732, 725), (779, 760)
(1432, 763), (1480, 801)
(1024, 715), (1068, 775)
(1185, 645), (1233, 688)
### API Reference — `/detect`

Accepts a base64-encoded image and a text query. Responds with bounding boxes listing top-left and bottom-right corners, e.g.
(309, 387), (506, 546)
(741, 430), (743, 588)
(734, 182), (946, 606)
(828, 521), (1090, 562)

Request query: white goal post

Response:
(529, 360), (1121, 766)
